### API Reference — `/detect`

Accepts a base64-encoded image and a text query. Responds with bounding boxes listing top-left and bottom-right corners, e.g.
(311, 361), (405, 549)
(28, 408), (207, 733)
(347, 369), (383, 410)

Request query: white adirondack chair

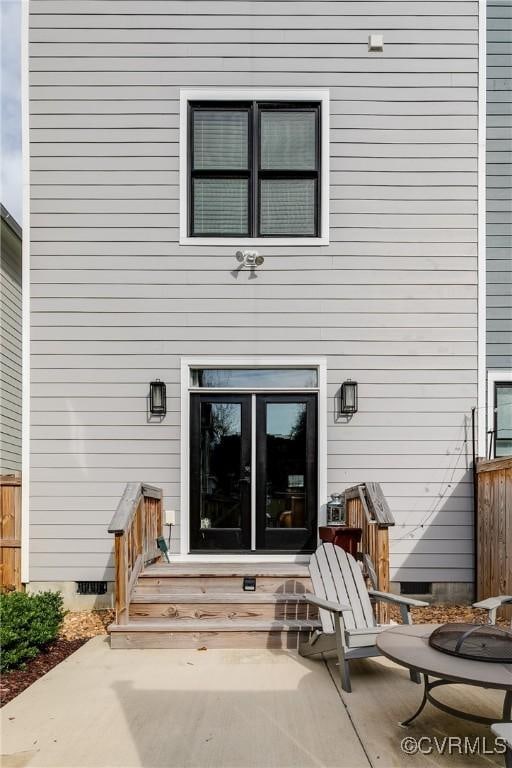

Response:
(300, 543), (428, 692)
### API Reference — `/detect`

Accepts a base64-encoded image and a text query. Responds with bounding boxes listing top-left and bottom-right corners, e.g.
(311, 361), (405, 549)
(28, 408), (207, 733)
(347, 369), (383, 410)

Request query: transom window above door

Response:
(180, 90), (330, 245)
(190, 367), (318, 389)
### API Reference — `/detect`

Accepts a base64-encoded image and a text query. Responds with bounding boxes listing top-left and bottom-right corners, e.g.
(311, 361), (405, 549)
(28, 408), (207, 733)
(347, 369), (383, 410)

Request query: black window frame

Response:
(188, 100), (321, 239)
(494, 381), (512, 458)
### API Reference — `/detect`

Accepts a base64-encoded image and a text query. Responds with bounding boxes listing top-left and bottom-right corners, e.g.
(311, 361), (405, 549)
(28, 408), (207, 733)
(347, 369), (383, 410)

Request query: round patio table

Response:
(376, 624), (512, 726)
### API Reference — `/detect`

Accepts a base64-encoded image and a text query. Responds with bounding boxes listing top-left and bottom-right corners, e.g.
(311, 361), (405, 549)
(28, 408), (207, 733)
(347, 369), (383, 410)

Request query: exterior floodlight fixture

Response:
(235, 250), (265, 268)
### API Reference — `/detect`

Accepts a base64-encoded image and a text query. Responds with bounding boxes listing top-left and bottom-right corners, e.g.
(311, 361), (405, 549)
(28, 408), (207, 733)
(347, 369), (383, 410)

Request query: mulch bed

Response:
(389, 603), (496, 626)
(0, 605), (508, 708)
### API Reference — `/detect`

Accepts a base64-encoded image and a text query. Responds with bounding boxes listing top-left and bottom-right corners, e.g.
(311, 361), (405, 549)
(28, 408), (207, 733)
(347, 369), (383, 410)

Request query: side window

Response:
(189, 101), (320, 238)
(494, 382), (512, 457)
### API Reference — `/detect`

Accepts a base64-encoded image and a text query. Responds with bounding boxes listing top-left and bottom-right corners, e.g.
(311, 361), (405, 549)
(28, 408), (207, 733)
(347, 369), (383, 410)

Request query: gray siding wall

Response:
(487, 0), (512, 371)
(1, 213), (22, 474)
(29, 0), (479, 585)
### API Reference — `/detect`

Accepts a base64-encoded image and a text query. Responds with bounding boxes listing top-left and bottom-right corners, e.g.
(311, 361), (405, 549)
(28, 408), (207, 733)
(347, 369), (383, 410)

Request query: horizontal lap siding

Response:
(487, 1), (512, 371)
(28, 0), (479, 584)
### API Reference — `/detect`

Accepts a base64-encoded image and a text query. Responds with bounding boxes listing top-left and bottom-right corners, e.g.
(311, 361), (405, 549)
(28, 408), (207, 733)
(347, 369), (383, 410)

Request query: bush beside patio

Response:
(0, 590), (66, 672)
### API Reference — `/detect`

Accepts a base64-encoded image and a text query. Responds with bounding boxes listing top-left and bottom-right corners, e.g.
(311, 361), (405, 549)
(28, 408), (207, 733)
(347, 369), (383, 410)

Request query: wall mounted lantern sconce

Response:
(149, 379), (167, 416)
(340, 379), (358, 415)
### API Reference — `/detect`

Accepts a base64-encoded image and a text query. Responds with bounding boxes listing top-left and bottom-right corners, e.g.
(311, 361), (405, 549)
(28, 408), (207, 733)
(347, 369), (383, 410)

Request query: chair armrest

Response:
(473, 595), (512, 624)
(303, 594), (352, 614)
(473, 596), (512, 611)
(368, 590), (429, 608)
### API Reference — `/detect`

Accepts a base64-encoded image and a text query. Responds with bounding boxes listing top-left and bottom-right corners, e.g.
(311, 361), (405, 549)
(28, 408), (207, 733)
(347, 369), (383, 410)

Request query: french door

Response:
(190, 393), (317, 553)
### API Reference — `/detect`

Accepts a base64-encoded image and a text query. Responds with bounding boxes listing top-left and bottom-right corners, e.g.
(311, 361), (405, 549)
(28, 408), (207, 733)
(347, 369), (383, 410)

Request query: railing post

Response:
(114, 533), (129, 625)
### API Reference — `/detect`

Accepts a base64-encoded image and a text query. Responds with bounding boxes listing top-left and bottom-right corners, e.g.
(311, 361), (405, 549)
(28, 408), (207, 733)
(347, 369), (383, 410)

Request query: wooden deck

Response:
(107, 481), (394, 649)
(110, 560), (319, 649)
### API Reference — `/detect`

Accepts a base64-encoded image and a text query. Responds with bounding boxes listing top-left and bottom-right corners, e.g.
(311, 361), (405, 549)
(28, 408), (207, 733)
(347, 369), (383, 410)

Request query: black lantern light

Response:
(149, 379), (167, 416)
(340, 379), (358, 415)
(327, 493), (346, 525)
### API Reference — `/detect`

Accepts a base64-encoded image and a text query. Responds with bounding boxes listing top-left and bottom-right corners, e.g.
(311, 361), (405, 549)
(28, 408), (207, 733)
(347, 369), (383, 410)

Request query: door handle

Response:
(240, 465), (251, 483)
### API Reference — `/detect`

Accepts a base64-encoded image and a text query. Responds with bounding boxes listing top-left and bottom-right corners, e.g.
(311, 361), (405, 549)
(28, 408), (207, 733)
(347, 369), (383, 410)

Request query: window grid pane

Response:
(193, 178), (249, 236)
(193, 110), (249, 170)
(259, 178), (316, 236)
(260, 111), (317, 171)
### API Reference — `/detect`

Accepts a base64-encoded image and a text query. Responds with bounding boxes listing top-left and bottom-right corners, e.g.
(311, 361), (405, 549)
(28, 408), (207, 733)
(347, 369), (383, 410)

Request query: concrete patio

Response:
(0, 636), (506, 768)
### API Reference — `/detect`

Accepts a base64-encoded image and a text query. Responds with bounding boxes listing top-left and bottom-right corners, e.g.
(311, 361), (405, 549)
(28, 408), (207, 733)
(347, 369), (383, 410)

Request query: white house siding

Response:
(28, 0), (479, 590)
(487, 0), (512, 372)
(1, 208), (22, 474)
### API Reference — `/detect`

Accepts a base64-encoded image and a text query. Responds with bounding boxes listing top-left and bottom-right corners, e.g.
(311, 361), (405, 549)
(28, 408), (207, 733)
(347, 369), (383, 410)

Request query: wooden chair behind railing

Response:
(344, 482), (394, 622)
(108, 482), (163, 624)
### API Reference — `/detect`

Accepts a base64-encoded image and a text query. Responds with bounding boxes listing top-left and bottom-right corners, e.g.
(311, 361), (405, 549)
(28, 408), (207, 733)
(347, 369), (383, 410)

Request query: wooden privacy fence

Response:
(344, 482), (394, 622)
(476, 456), (512, 619)
(0, 474), (22, 591)
(108, 482), (163, 624)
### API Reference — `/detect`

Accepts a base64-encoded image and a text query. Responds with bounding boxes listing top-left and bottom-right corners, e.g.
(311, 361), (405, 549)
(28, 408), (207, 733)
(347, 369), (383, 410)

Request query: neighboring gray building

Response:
(486, 0), (512, 458)
(0, 205), (22, 475)
(27, 0), (489, 602)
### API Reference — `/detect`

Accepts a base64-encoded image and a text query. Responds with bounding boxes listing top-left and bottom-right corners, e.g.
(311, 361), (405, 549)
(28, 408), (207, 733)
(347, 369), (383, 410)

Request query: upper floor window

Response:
(180, 90), (329, 245)
(189, 101), (320, 239)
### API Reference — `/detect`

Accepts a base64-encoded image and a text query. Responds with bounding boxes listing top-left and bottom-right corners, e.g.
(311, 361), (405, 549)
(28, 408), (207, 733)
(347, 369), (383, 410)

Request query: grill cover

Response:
(429, 623), (512, 663)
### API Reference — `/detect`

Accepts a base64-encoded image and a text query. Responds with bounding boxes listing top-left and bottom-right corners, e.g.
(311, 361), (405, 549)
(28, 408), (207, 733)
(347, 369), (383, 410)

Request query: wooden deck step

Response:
(140, 563), (311, 578)
(133, 578), (312, 595)
(135, 564), (312, 596)
(129, 592), (316, 621)
(131, 592), (310, 603)
(109, 618), (321, 649)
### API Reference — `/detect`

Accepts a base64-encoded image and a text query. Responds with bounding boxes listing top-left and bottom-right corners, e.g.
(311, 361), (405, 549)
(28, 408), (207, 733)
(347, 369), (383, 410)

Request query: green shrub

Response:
(0, 590), (66, 672)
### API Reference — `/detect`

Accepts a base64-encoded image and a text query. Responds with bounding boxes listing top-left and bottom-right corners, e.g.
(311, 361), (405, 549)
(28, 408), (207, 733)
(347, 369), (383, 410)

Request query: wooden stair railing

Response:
(108, 482), (163, 624)
(343, 482), (395, 622)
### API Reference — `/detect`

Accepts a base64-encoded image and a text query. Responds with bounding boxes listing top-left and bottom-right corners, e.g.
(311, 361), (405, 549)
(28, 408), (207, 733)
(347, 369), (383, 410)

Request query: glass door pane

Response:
(190, 394), (251, 551)
(256, 394), (317, 552)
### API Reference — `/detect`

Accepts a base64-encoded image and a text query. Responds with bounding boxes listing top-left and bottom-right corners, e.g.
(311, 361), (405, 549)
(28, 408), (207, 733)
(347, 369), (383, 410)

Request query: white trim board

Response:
(477, 0), (487, 457)
(179, 88), (330, 246)
(179, 356), (328, 560)
(21, 0), (30, 583)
